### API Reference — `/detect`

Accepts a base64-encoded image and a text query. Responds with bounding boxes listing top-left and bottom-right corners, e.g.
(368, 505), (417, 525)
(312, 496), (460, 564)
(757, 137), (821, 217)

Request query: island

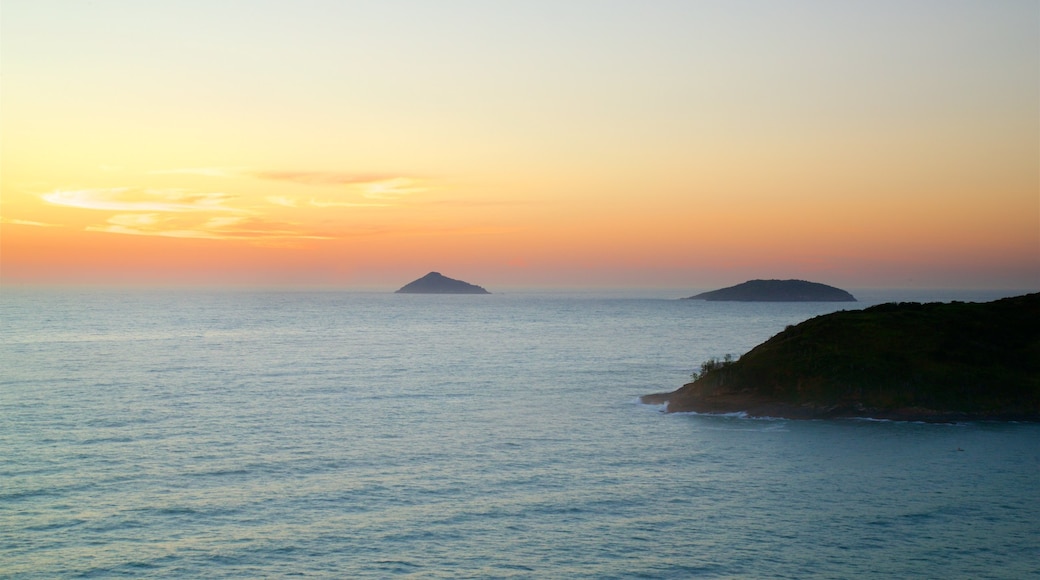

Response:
(643, 293), (1040, 421)
(684, 279), (856, 302)
(395, 272), (491, 294)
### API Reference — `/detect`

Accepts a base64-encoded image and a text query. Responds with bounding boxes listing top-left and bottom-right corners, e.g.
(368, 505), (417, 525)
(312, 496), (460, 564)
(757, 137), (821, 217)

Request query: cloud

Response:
(265, 195), (390, 208)
(266, 196), (300, 208)
(147, 167), (241, 178)
(141, 169), (431, 206)
(42, 188), (242, 213)
(0, 217), (59, 227)
(248, 171), (399, 186)
(305, 199), (391, 208)
(307, 198), (391, 208)
(250, 171), (429, 200)
(356, 177), (426, 199)
(35, 170), (433, 243)
(88, 213), (217, 239)
(88, 213), (334, 241)
(147, 168), (417, 188)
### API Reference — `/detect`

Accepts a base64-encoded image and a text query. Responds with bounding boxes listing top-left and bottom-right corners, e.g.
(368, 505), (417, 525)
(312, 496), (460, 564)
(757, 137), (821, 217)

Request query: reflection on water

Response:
(2, 289), (1037, 578)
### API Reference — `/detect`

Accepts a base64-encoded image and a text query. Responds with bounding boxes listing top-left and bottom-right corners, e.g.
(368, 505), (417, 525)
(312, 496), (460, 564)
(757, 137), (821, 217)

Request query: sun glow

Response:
(2, 1), (1037, 289)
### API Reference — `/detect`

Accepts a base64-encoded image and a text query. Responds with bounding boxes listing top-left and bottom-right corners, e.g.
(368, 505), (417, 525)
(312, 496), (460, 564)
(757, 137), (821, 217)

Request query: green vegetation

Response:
(691, 354), (736, 381)
(648, 293), (1040, 420)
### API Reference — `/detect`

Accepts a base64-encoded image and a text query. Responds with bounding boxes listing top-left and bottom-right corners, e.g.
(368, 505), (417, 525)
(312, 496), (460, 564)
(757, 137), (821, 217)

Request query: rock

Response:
(645, 293), (1040, 421)
(395, 272), (490, 294)
(684, 279), (856, 302)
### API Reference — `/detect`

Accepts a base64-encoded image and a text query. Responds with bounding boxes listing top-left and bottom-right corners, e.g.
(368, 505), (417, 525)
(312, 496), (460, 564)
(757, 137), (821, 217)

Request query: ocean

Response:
(2, 287), (1037, 578)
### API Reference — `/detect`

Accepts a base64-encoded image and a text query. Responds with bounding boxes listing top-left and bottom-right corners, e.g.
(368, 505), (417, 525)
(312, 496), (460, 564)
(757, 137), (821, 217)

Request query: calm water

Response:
(2, 288), (1038, 578)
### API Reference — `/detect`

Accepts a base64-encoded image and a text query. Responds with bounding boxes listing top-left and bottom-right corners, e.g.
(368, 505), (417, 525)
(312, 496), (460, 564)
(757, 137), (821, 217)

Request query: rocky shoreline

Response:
(641, 389), (1037, 423)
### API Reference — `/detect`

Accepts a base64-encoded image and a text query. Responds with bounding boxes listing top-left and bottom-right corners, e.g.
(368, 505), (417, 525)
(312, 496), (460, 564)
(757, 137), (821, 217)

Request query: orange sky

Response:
(2, 1), (1038, 290)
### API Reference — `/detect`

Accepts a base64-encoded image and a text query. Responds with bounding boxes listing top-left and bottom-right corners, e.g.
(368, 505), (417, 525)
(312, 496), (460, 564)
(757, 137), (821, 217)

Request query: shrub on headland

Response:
(691, 354), (736, 381)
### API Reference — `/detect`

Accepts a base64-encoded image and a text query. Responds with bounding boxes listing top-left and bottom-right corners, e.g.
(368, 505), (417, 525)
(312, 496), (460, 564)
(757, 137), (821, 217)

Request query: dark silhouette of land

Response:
(395, 272), (490, 294)
(644, 293), (1040, 421)
(685, 279), (856, 302)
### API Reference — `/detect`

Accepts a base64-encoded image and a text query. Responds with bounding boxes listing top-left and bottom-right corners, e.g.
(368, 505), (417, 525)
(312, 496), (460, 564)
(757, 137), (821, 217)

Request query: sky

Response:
(2, 0), (1038, 290)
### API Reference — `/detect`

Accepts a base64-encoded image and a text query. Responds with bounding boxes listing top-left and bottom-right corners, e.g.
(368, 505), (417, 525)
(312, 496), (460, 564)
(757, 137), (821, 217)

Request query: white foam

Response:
(631, 397), (668, 413)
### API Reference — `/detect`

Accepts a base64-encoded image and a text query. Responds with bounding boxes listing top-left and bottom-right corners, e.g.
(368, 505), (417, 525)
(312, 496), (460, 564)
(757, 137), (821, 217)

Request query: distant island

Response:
(685, 279), (856, 302)
(643, 293), (1040, 422)
(395, 272), (490, 294)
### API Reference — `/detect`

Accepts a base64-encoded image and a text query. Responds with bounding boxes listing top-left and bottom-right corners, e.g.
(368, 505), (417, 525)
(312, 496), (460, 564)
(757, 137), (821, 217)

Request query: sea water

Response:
(2, 288), (1037, 578)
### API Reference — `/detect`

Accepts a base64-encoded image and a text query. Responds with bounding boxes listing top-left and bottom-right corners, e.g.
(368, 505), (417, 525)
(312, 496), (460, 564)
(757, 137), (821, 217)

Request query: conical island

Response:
(685, 279), (856, 302)
(395, 272), (490, 294)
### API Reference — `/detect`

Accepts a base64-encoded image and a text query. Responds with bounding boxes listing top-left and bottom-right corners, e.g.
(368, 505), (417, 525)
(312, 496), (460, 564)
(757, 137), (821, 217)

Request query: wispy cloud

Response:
(88, 213), (334, 241)
(250, 171), (429, 200)
(87, 213), (219, 239)
(35, 170), (431, 244)
(307, 199), (391, 208)
(0, 216), (60, 227)
(355, 177), (427, 200)
(147, 168), (413, 187)
(265, 195), (390, 208)
(248, 171), (398, 186)
(42, 188), (242, 213)
(143, 168), (431, 203)
(266, 195), (300, 208)
(261, 174), (426, 208)
(147, 167), (241, 178)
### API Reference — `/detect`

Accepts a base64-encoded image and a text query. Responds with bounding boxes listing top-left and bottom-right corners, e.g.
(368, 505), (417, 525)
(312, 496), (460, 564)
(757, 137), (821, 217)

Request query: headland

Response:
(645, 293), (1040, 421)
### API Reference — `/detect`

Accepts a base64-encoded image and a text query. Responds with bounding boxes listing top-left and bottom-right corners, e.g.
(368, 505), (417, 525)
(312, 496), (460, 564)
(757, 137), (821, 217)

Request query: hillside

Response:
(644, 293), (1040, 421)
(685, 279), (856, 302)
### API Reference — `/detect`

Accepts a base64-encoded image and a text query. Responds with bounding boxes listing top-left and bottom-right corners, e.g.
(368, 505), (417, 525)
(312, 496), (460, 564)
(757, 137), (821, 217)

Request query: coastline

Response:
(644, 293), (1040, 423)
(640, 389), (1040, 423)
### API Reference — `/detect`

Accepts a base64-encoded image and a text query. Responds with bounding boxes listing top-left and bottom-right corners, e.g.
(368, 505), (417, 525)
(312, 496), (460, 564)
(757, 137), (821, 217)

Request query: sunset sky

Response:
(2, 0), (1037, 290)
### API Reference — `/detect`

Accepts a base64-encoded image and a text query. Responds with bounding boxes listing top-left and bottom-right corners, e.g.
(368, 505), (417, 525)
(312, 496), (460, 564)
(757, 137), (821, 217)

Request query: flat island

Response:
(644, 293), (1040, 421)
(395, 272), (490, 294)
(685, 279), (856, 302)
